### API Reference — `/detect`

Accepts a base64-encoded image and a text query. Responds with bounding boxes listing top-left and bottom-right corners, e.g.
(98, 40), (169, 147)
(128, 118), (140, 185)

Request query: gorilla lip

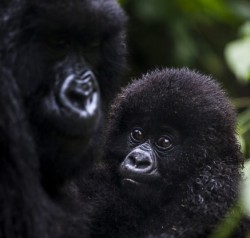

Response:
(121, 175), (160, 186)
(120, 166), (161, 186)
(122, 178), (141, 186)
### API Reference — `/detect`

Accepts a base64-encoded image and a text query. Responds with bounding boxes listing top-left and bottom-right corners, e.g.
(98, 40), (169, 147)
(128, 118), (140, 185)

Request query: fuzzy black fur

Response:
(77, 68), (247, 237)
(0, 0), (126, 237)
(0, 66), (60, 237)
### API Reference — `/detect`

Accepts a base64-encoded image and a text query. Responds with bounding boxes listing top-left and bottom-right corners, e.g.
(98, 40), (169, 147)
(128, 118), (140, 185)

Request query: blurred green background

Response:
(119, 0), (250, 159)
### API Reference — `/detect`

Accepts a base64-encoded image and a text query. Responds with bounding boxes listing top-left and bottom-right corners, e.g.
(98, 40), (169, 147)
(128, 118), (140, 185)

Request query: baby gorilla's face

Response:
(118, 125), (181, 205)
(107, 68), (237, 209)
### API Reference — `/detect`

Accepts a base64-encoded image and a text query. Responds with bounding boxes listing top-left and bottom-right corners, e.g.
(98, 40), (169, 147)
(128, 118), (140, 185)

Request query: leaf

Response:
(225, 37), (250, 83)
(241, 160), (250, 216)
(239, 21), (250, 37)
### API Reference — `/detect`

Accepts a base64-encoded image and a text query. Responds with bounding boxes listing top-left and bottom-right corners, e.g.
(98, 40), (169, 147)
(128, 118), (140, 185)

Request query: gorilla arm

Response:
(0, 66), (58, 238)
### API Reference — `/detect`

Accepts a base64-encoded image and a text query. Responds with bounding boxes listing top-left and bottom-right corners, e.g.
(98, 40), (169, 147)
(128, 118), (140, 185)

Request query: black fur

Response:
(0, 0), (126, 237)
(77, 68), (247, 237)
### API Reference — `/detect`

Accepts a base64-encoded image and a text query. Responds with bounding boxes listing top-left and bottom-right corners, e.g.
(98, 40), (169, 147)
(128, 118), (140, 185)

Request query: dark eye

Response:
(130, 128), (144, 142)
(156, 136), (173, 150)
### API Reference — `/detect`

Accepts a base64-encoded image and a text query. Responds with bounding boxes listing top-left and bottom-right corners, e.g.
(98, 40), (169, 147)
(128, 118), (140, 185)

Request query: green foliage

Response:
(120, 0), (250, 158)
(209, 160), (250, 238)
(225, 38), (250, 83)
(237, 108), (250, 157)
(225, 22), (250, 84)
(229, 1), (250, 19)
(209, 202), (244, 238)
(242, 160), (250, 216)
(224, 20), (250, 159)
(121, 0), (236, 23)
(224, 18), (250, 160)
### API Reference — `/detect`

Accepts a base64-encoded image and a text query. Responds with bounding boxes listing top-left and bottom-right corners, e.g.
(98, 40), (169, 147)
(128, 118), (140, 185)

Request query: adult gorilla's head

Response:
(1, 0), (127, 192)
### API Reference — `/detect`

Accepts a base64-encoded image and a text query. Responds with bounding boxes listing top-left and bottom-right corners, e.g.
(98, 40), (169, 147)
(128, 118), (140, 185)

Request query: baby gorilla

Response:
(78, 68), (247, 237)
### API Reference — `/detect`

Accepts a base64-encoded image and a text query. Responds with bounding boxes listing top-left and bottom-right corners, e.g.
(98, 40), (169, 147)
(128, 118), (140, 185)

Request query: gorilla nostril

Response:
(67, 88), (86, 102)
(127, 154), (137, 166)
(82, 80), (93, 95)
(127, 153), (152, 169)
(137, 159), (151, 168)
(67, 80), (93, 99)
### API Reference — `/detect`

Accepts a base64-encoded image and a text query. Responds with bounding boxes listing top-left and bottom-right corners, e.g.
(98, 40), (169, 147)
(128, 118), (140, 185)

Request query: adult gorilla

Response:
(0, 0), (126, 237)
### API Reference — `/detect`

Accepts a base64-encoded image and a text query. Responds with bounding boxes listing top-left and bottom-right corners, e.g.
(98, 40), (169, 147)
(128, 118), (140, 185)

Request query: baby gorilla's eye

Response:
(130, 128), (144, 142)
(156, 136), (172, 150)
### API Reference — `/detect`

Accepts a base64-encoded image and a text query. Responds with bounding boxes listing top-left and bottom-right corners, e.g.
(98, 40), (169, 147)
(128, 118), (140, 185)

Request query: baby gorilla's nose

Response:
(121, 149), (154, 173)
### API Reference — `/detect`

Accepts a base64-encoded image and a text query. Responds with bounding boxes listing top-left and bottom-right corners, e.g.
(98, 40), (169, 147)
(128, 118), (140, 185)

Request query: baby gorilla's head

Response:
(105, 68), (242, 206)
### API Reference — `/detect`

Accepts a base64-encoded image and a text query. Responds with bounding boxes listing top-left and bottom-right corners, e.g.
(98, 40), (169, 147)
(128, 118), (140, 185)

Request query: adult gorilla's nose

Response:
(58, 70), (100, 116)
(67, 72), (94, 101)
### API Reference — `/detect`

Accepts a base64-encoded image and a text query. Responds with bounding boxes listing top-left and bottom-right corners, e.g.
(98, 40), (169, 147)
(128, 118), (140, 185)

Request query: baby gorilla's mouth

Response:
(121, 177), (151, 198)
(120, 176), (164, 207)
(120, 172), (161, 188)
(120, 166), (161, 187)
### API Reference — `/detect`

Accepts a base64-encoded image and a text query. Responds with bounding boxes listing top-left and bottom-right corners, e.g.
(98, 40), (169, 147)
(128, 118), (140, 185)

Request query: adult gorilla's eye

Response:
(156, 136), (172, 150)
(130, 128), (144, 142)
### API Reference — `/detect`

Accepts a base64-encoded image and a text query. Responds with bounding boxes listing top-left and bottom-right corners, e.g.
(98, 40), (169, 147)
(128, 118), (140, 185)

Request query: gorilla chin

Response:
(121, 177), (164, 208)
(120, 162), (163, 205)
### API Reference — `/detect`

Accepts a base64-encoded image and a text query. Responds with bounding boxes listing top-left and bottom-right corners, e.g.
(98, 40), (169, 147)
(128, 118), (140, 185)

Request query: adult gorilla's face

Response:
(38, 51), (101, 137)
(8, 0), (126, 190)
